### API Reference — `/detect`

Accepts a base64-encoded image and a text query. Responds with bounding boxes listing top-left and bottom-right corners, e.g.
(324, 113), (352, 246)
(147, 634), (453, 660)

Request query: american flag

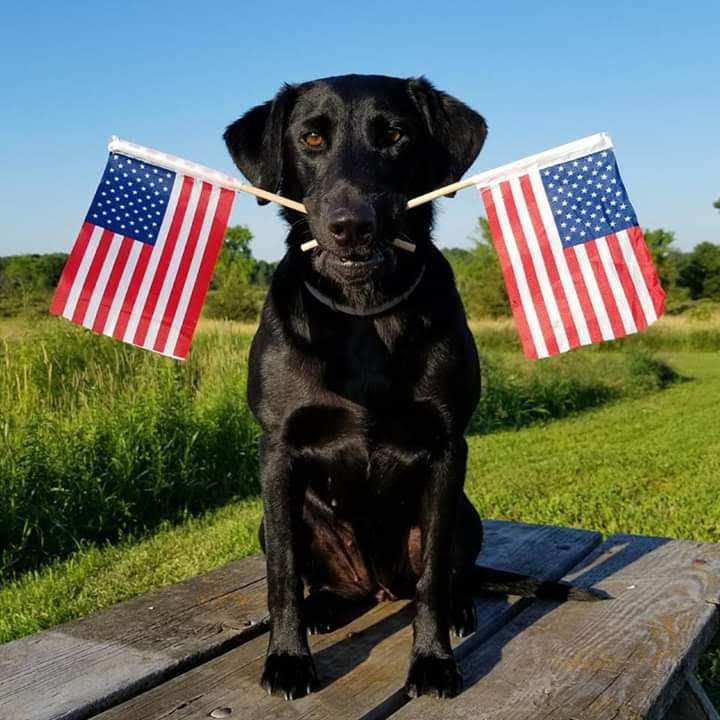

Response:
(477, 133), (664, 359)
(50, 145), (234, 359)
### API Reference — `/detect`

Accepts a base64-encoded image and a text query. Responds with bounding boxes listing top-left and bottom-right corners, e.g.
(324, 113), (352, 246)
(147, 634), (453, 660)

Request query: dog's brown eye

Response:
(303, 132), (325, 148)
(386, 128), (403, 145)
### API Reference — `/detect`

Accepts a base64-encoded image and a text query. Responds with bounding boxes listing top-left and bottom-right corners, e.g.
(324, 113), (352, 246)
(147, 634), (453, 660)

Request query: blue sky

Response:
(1, 1), (718, 261)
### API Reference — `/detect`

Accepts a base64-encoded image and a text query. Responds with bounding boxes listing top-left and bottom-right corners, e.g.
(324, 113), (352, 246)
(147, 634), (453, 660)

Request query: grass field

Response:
(0, 320), (260, 577)
(1, 314), (719, 703)
(0, 316), (685, 579)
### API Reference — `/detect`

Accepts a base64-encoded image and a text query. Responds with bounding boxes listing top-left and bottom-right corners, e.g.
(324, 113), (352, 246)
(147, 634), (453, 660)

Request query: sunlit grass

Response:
(469, 313), (720, 352)
(0, 321), (260, 577)
(0, 499), (263, 644)
(0, 315), (682, 579)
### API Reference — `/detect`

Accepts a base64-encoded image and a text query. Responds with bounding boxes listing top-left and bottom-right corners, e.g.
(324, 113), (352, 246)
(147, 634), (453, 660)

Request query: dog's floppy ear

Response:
(408, 77), (488, 194)
(223, 84), (296, 205)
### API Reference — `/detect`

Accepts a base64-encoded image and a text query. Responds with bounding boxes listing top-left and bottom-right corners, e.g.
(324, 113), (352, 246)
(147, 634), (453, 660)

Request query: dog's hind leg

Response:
(449, 493), (484, 638)
(404, 493), (482, 639)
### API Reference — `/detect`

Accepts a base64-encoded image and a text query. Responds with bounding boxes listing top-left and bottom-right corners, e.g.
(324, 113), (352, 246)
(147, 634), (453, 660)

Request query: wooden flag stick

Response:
(406, 177), (481, 209)
(235, 185), (307, 212)
(231, 178), (480, 214)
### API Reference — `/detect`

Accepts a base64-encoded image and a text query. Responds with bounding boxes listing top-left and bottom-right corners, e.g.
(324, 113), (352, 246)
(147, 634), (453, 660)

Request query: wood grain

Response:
(389, 534), (720, 720)
(0, 555), (268, 720)
(91, 520), (601, 720)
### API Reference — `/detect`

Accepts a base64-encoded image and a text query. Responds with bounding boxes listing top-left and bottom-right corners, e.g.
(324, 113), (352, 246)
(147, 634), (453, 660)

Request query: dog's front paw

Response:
(405, 653), (462, 699)
(451, 591), (477, 638)
(261, 652), (319, 700)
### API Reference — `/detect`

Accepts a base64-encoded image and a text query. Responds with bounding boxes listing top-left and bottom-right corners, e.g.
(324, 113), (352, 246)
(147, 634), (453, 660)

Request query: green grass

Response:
(0, 499), (263, 644)
(465, 352), (720, 540)
(470, 315), (720, 353)
(0, 320), (260, 577)
(471, 348), (679, 434)
(0, 317), (676, 580)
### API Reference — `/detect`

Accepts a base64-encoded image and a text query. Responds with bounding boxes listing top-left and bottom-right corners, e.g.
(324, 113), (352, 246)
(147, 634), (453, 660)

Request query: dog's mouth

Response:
(331, 251), (385, 270)
(311, 246), (388, 280)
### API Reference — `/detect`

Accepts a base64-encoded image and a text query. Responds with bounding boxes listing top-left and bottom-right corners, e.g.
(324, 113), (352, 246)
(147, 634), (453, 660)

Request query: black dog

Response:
(224, 74), (594, 701)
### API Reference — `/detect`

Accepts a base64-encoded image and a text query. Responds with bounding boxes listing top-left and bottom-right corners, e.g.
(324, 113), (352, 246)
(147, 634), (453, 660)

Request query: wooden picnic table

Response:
(1, 519), (719, 720)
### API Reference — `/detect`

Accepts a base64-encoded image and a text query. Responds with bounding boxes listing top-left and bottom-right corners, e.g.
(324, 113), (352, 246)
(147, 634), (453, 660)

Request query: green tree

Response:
(222, 225), (253, 260)
(211, 226), (256, 289)
(0, 256), (45, 311)
(252, 260), (277, 286)
(644, 228), (679, 290)
(445, 217), (509, 318)
(37, 254), (68, 288)
(442, 248), (472, 264)
(204, 225), (264, 321)
(713, 198), (720, 213)
(679, 242), (720, 300)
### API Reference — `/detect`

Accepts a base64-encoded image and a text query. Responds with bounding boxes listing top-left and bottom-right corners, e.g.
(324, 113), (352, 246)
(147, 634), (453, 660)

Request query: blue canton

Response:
(540, 149), (638, 249)
(86, 153), (176, 245)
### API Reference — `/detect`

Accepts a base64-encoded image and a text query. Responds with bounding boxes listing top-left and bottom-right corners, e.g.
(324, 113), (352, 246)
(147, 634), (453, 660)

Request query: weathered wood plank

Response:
(0, 555), (269, 720)
(390, 534), (720, 720)
(92, 520), (601, 720)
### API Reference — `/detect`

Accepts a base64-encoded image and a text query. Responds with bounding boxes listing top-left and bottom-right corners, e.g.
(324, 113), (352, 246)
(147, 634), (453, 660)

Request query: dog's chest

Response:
(322, 321), (400, 409)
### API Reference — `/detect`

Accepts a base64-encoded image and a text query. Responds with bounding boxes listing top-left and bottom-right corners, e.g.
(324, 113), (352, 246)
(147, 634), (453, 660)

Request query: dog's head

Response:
(224, 74), (486, 289)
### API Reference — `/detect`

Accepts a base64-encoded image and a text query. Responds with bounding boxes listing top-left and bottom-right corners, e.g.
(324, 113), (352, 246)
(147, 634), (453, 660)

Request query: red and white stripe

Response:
(480, 172), (664, 360)
(50, 175), (233, 360)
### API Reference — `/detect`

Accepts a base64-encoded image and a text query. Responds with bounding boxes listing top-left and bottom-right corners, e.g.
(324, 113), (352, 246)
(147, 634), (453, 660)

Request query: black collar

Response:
(303, 265), (426, 316)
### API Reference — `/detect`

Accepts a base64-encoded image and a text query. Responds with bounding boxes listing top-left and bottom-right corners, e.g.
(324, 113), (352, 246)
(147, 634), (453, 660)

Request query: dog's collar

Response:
(303, 264), (426, 317)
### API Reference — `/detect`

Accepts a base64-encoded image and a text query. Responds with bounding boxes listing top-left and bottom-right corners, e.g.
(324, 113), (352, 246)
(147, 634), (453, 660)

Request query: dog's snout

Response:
(327, 207), (376, 247)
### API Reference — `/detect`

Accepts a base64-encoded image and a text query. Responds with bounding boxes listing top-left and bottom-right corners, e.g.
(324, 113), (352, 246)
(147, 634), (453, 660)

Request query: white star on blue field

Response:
(541, 149), (638, 249)
(86, 154), (175, 245)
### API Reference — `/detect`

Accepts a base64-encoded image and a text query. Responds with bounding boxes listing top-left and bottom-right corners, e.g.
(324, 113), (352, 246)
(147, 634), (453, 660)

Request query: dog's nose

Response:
(327, 207), (376, 247)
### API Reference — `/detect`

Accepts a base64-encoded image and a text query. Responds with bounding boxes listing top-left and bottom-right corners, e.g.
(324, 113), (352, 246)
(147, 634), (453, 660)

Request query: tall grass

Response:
(0, 316), (683, 579)
(0, 322), (260, 578)
(470, 349), (679, 434)
(470, 315), (720, 353)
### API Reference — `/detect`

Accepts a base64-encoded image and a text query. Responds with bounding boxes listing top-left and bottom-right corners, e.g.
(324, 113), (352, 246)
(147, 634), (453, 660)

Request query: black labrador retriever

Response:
(224, 74), (594, 701)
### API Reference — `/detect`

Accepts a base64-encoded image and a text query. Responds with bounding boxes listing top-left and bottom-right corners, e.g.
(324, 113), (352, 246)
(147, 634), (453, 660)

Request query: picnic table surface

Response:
(1, 519), (719, 720)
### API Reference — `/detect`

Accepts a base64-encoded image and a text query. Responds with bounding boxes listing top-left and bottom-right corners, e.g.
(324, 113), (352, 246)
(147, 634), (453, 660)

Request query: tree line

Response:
(0, 230), (277, 321)
(445, 215), (720, 320)
(2, 201), (718, 321)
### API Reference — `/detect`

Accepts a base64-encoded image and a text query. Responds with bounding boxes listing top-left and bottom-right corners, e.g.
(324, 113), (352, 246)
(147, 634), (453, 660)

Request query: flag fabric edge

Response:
(472, 133), (613, 191)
